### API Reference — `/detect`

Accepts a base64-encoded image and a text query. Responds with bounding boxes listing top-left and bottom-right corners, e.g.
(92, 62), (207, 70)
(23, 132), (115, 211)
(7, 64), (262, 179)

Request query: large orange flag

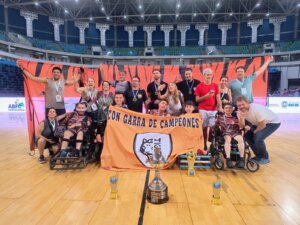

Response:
(101, 106), (203, 170)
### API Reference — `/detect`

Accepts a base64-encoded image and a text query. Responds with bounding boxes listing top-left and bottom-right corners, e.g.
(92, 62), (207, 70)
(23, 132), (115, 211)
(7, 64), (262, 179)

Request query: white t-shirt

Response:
(245, 103), (280, 126)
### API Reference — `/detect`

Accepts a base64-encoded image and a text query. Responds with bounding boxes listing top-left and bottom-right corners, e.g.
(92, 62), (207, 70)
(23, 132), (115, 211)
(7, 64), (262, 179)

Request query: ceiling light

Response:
(124, 15), (127, 19)
(229, 12), (233, 16)
(141, 14), (144, 18)
(266, 13), (270, 17)
(256, 3), (261, 7)
(34, 2), (39, 6)
(193, 13), (197, 17)
(177, 3), (180, 8)
(158, 14), (161, 18)
(89, 16), (93, 21)
(212, 13), (215, 17)
(64, 9), (68, 14)
(106, 16), (110, 20)
(101, 7), (105, 11)
(55, 0), (58, 4)
(138, 4), (142, 9)
(216, 2), (220, 7)
(247, 13), (251, 17)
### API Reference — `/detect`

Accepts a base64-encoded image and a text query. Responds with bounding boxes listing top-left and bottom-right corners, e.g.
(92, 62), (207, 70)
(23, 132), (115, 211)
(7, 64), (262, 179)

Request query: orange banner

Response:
(101, 106), (203, 170)
(17, 56), (269, 150)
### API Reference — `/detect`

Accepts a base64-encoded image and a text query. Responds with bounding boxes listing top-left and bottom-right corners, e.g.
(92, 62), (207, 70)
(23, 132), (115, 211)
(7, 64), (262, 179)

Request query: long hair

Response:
(166, 82), (180, 104)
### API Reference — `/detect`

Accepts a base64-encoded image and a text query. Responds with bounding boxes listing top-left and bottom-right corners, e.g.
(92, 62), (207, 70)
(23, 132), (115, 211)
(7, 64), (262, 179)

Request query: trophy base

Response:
(188, 169), (195, 177)
(211, 196), (221, 205)
(110, 191), (118, 199)
(147, 187), (169, 204)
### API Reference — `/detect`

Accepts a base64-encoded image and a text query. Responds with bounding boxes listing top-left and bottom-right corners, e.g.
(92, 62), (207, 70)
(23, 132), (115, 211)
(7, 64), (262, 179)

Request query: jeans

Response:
(244, 123), (281, 160)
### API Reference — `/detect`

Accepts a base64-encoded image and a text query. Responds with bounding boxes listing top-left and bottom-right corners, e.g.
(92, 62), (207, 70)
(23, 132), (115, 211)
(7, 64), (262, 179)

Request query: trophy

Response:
(211, 181), (221, 205)
(110, 175), (119, 199)
(187, 149), (197, 177)
(147, 147), (169, 204)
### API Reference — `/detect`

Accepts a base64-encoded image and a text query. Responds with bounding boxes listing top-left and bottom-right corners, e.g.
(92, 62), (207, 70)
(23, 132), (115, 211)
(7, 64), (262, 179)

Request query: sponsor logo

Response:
(281, 101), (299, 108)
(8, 99), (25, 112)
(133, 133), (173, 168)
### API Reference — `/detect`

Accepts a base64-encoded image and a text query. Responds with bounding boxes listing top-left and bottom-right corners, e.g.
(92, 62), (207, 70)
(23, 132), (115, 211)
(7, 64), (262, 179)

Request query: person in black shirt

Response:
(176, 68), (200, 104)
(125, 76), (149, 113)
(147, 69), (168, 110)
(37, 108), (60, 163)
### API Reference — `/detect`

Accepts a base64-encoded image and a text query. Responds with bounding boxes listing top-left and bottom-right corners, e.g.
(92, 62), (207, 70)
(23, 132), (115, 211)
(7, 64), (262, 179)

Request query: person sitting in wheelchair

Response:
(215, 103), (245, 168)
(59, 102), (92, 158)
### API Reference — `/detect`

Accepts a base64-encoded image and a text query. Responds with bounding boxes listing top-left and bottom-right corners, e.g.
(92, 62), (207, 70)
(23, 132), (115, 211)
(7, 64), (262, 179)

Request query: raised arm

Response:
(56, 113), (66, 122)
(100, 64), (108, 82)
(73, 78), (86, 94)
(157, 91), (167, 100)
(255, 56), (274, 78)
(19, 64), (47, 83)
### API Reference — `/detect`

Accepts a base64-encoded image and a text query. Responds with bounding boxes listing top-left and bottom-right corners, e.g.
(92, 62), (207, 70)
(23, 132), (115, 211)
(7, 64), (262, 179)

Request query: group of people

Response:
(18, 56), (281, 168)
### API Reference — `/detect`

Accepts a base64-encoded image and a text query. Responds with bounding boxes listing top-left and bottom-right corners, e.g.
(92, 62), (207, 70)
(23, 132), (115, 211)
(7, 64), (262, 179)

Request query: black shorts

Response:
(36, 138), (59, 149)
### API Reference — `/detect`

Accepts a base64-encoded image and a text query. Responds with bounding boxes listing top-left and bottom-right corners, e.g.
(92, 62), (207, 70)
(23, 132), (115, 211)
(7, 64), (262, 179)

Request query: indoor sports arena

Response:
(0, 0), (300, 224)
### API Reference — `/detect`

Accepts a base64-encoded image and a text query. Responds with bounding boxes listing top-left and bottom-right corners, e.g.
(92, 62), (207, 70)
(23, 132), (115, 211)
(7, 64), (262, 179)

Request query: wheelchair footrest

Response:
(50, 156), (87, 170)
(178, 154), (212, 170)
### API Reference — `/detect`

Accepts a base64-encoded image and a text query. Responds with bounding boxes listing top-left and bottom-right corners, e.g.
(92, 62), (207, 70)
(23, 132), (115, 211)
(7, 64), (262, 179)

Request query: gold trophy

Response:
(147, 147), (169, 204)
(211, 181), (221, 205)
(110, 174), (119, 199)
(187, 149), (197, 177)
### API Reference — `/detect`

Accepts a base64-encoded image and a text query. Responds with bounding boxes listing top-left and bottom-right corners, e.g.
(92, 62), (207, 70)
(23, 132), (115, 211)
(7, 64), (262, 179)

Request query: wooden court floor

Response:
(0, 113), (300, 225)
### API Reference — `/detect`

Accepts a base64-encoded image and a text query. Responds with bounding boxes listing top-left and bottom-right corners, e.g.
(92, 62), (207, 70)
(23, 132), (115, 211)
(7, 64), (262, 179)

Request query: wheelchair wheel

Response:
(214, 154), (224, 170)
(246, 160), (259, 172)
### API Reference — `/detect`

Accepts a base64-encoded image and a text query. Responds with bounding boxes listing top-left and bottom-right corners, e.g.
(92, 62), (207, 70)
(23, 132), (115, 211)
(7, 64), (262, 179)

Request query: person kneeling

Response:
(60, 102), (91, 158)
(37, 108), (60, 163)
(216, 103), (245, 169)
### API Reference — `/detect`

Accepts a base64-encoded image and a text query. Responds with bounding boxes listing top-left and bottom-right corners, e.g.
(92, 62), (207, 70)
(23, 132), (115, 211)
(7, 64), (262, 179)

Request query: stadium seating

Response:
(154, 47), (207, 56)
(59, 42), (91, 55)
(217, 44), (263, 55)
(2, 31), (300, 56)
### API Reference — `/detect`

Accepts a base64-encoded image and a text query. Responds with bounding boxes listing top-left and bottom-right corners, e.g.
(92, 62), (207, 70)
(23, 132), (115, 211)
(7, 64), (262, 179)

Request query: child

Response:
(184, 101), (206, 155)
(216, 103), (245, 168)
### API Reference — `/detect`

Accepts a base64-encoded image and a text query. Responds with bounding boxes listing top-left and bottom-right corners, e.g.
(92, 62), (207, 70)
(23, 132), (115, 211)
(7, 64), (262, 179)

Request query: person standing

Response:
(100, 65), (131, 93)
(219, 76), (232, 108)
(19, 65), (75, 115)
(147, 69), (168, 110)
(125, 76), (149, 113)
(195, 68), (222, 150)
(176, 68), (200, 105)
(229, 56), (273, 104)
(74, 77), (98, 121)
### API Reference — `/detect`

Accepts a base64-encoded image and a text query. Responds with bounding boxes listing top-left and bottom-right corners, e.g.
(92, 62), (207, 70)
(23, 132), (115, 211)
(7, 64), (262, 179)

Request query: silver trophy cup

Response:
(146, 147), (169, 204)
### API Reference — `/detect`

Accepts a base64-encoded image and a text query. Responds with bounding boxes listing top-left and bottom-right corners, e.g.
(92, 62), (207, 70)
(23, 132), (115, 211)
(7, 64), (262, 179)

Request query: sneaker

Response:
(60, 150), (68, 158)
(38, 155), (46, 164)
(258, 158), (270, 165)
(252, 156), (261, 162)
(74, 150), (80, 158)
(226, 158), (234, 168)
(237, 157), (245, 168)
